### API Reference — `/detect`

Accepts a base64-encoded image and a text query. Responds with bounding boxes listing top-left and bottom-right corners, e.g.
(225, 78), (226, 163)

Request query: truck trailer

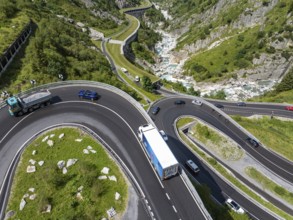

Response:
(6, 90), (52, 116)
(138, 124), (179, 180)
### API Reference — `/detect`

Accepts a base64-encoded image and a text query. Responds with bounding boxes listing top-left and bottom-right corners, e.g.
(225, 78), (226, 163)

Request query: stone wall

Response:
(0, 20), (32, 77)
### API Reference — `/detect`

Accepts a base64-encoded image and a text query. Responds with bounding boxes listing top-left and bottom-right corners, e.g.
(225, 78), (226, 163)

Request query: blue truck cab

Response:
(6, 97), (22, 116)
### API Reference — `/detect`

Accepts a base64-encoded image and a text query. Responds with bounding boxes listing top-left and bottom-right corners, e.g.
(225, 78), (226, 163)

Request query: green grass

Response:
(113, 14), (139, 41)
(106, 43), (160, 101)
(190, 122), (244, 161)
(189, 180), (250, 220)
(177, 118), (293, 220)
(249, 90), (293, 104)
(245, 167), (293, 205)
(0, 12), (30, 54)
(232, 115), (293, 161)
(6, 127), (128, 219)
(183, 25), (262, 82)
(176, 117), (195, 128)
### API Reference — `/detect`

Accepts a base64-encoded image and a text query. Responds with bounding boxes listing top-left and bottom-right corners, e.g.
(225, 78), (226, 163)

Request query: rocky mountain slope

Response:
(151, 0), (293, 100)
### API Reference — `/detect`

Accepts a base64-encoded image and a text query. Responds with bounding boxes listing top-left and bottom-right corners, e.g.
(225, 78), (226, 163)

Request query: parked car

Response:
(225, 198), (245, 214)
(78, 90), (98, 100)
(152, 106), (160, 115)
(246, 137), (259, 147)
(285, 106), (293, 111)
(159, 130), (168, 141)
(174, 100), (185, 105)
(186, 160), (200, 174)
(192, 99), (203, 106)
(237, 102), (246, 106)
(214, 103), (224, 108)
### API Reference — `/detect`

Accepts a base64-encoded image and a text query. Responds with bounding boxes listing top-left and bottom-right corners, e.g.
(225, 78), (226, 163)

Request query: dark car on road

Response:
(246, 137), (259, 147)
(237, 102), (246, 106)
(214, 103), (224, 108)
(174, 100), (185, 105)
(78, 90), (98, 100)
(152, 106), (160, 115)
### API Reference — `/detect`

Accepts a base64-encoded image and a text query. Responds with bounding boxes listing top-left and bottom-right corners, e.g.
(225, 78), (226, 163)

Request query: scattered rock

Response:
(23, 193), (29, 198)
(90, 150), (97, 154)
(59, 133), (64, 139)
(26, 166), (36, 173)
(32, 150), (36, 155)
(29, 194), (36, 200)
(57, 160), (65, 169)
(42, 204), (52, 213)
(29, 159), (36, 165)
(83, 149), (89, 154)
(47, 140), (54, 147)
(98, 175), (107, 180)
(101, 167), (109, 174)
(76, 22), (85, 28)
(62, 167), (68, 174)
(19, 199), (26, 211)
(29, 188), (35, 193)
(89, 28), (104, 40)
(75, 139), (82, 142)
(115, 192), (120, 200)
(38, 161), (44, 166)
(78, 186), (84, 192)
(4, 210), (16, 219)
(50, 134), (55, 138)
(42, 136), (49, 142)
(66, 158), (78, 167)
(107, 207), (116, 218)
(108, 176), (117, 182)
(76, 192), (83, 200)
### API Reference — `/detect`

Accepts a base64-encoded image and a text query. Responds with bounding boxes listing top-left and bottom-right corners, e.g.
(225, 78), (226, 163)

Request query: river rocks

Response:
(29, 194), (36, 200)
(62, 167), (68, 174)
(89, 28), (104, 40)
(38, 161), (44, 166)
(75, 139), (82, 142)
(29, 188), (35, 193)
(78, 186), (84, 192)
(32, 150), (36, 155)
(107, 207), (116, 218)
(59, 133), (64, 139)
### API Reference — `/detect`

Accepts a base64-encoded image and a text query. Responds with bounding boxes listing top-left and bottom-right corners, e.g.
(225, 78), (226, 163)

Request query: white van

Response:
(186, 160), (200, 173)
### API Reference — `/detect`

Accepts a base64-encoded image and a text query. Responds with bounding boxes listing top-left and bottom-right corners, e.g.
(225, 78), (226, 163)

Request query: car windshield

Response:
(231, 201), (240, 209)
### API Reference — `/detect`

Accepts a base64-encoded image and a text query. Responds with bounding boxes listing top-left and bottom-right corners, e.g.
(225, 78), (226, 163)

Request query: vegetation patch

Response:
(189, 121), (244, 161)
(245, 166), (293, 205)
(190, 181), (249, 220)
(232, 115), (293, 161)
(176, 118), (292, 220)
(6, 127), (128, 220)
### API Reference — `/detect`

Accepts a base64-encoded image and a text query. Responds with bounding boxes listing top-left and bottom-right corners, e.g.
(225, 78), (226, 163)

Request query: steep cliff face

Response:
(152, 0), (293, 86)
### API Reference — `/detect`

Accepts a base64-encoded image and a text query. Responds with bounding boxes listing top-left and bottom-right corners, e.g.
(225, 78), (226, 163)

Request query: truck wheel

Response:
(40, 104), (45, 108)
(29, 108), (33, 112)
(18, 111), (23, 116)
(46, 101), (50, 106)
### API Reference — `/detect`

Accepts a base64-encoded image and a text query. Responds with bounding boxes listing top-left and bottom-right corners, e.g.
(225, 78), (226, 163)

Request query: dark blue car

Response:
(78, 90), (98, 100)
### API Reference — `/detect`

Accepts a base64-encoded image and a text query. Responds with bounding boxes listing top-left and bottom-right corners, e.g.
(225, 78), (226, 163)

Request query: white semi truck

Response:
(138, 124), (179, 180)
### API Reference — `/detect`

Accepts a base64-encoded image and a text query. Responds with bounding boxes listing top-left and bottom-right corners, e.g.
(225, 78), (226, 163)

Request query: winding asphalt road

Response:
(151, 97), (293, 219)
(0, 85), (207, 220)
